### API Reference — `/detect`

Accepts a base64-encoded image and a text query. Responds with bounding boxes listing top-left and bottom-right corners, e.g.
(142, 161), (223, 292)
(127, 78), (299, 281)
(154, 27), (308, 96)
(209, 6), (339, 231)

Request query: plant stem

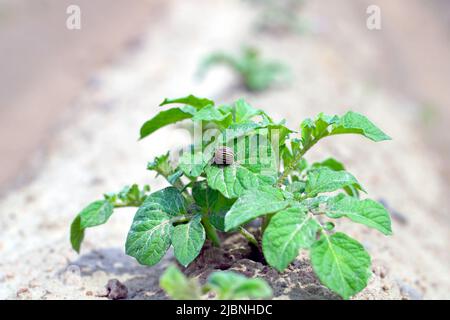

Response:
(261, 214), (273, 234)
(113, 203), (141, 208)
(201, 216), (221, 247)
(172, 179), (186, 193)
(171, 178), (194, 203)
(159, 171), (194, 204)
(171, 215), (193, 224)
(310, 213), (326, 235)
(267, 137), (323, 233)
(239, 227), (259, 247)
(276, 138), (318, 186)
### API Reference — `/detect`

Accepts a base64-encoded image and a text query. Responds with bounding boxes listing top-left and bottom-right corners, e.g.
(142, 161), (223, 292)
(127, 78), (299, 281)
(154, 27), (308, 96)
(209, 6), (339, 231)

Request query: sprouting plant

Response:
(70, 94), (392, 300)
(246, 0), (309, 35)
(198, 47), (290, 92)
(160, 265), (272, 300)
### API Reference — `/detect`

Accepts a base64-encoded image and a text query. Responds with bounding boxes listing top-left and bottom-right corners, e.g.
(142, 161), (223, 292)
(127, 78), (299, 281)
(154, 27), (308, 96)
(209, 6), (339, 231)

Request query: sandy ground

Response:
(0, 0), (162, 193)
(0, 0), (449, 299)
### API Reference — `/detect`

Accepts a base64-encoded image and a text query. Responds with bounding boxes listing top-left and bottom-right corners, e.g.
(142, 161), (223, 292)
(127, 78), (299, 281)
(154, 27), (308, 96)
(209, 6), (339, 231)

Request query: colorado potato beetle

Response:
(213, 146), (235, 165)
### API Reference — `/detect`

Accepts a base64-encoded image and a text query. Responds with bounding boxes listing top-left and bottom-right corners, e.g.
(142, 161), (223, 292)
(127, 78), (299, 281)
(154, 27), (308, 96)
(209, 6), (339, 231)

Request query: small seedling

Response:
(70, 94), (392, 299)
(198, 47), (290, 92)
(160, 265), (272, 300)
(247, 0), (309, 35)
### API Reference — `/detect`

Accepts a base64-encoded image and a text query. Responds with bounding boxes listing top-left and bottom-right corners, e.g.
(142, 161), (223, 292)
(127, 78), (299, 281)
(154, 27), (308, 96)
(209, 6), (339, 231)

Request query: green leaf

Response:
(234, 99), (263, 123)
(70, 215), (85, 253)
(110, 184), (150, 206)
(125, 187), (187, 266)
(281, 138), (302, 170)
(300, 112), (390, 147)
(313, 113), (339, 139)
(331, 111), (391, 142)
(311, 158), (359, 197)
(119, 184), (140, 202)
(192, 181), (234, 231)
(209, 210), (227, 231)
(217, 122), (261, 145)
(192, 105), (231, 123)
(224, 186), (290, 231)
(70, 200), (114, 252)
(192, 180), (236, 213)
(286, 181), (306, 194)
(281, 145), (294, 168)
(207, 271), (272, 300)
(263, 122), (293, 147)
(160, 265), (202, 300)
(301, 195), (330, 210)
(205, 164), (270, 199)
(300, 118), (314, 146)
(217, 104), (233, 114)
(192, 181), (220, 209)
(300, 113), (338, 143)
(147, 152), (172, 176)
(263, 207), (320, 271)
(312, 158), (345, 171)
(205, 130), (278, 199)
(78, 200), (114, 229)
(71, 184), (152, 253)
(179, 148), (208, 177)
(213, 123), (279, 163)
(140, 186), (187, 217)
(326, 194), (392, 235)
(159, 95), (214, 110)
(125, 210), (173, 266)
(305, 168), (364, 197)
(310, 232), (371, 299)
(237, 146), (278, 179)
(140, 107), (195, 139)
(172, 215), (206, 266)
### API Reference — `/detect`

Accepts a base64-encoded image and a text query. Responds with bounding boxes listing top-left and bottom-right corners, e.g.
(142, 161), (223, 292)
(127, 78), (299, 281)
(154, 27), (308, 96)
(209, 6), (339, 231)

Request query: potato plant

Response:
(160, 265), (272, 300)
(198, 47), (289, 91)
(70, 94), (392, 299)
(247, 0), (309, 35)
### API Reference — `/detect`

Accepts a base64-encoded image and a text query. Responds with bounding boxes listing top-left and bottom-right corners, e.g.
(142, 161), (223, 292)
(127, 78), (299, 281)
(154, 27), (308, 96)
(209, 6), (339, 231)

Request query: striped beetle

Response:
(212, 146), (235, 166)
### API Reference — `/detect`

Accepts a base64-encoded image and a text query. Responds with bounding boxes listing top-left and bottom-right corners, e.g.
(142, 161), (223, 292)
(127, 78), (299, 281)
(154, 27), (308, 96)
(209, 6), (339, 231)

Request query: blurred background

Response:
(0, 0), (448, 299)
